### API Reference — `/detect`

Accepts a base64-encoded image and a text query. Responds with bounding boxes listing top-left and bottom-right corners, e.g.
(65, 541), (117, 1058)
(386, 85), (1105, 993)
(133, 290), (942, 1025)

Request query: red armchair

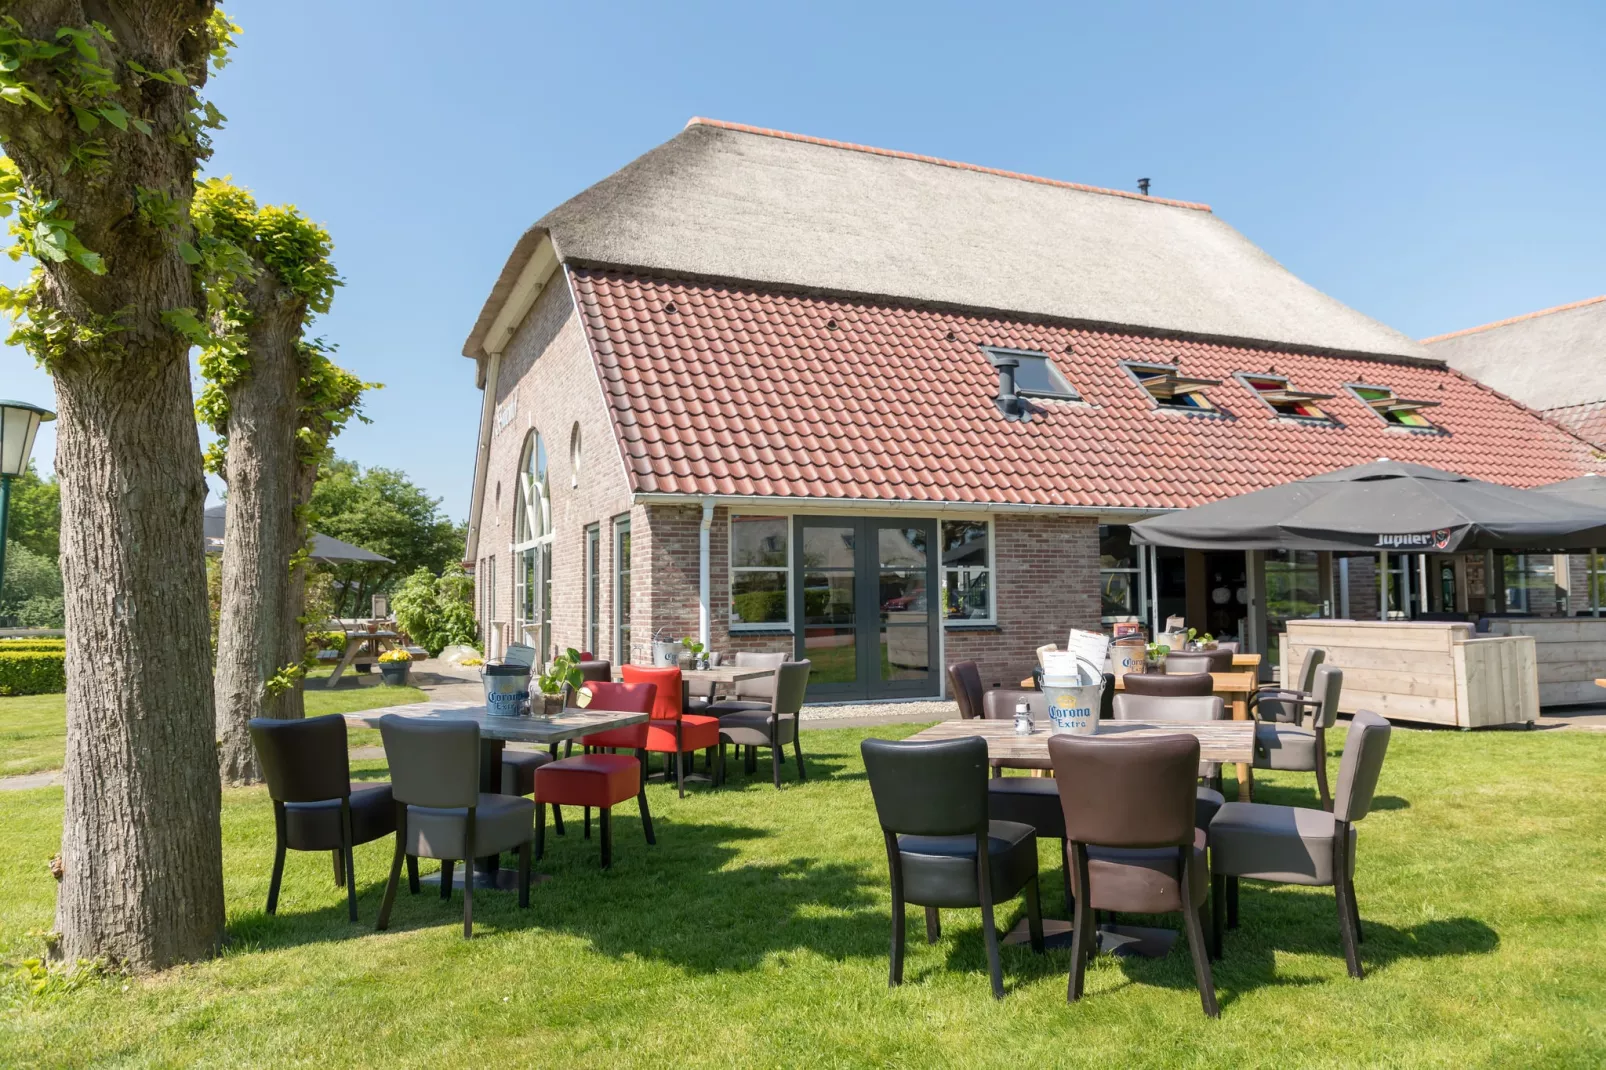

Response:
(534, 681), (658, 867)
(620, 665), (722, 797)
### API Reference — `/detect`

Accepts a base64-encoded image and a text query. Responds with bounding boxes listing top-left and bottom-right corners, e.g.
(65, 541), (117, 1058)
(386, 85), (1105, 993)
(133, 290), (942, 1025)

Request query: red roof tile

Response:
(572, 269), (1604, 509)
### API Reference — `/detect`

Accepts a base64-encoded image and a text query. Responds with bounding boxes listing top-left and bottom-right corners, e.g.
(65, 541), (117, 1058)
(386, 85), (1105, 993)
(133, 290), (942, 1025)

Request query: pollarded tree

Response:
(0, 5), (236, 970)
(191, 179), (368, 782)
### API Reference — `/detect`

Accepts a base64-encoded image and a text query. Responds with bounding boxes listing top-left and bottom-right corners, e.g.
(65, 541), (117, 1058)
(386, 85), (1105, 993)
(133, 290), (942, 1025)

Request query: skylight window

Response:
(1240, 373), (1337, 422)
(1347, 383), (1441, 430)
(980, 346), (1080, 400)
(1124, 362), (1222, 412)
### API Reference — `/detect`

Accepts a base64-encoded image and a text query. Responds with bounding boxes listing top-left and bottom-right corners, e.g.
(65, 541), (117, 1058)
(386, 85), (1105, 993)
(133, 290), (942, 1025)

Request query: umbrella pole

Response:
(1378, 551), (1388, 621)
(1593, 550), (1600, 618)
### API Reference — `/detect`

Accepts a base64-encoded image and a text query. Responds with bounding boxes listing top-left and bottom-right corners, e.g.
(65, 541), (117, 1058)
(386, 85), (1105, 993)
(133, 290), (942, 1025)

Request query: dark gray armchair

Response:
(862, 736), (1044, 999)
(1208, 710), (1392, 978)
(717, 660), (811, 787)
(375, 716), (536, 939)
(1255, 664), (1343, 809)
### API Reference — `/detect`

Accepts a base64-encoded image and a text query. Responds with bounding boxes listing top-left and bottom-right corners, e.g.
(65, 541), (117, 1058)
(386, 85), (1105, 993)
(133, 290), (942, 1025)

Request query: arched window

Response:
(569, 422), (582, 488)
(512, 431), (552, 660)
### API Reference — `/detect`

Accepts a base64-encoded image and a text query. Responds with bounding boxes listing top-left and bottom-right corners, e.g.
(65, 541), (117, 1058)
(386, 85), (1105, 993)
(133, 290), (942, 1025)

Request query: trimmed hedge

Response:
(0, 639), (66, 652)
(0, 649), (66, 696)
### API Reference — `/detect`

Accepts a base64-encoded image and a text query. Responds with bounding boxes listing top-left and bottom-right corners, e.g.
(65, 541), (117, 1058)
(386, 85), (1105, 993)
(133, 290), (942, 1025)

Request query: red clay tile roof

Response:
(684, 118), (1214, 213)
(1547, 401), (1606, 450)
(572, 269), (1604, 509)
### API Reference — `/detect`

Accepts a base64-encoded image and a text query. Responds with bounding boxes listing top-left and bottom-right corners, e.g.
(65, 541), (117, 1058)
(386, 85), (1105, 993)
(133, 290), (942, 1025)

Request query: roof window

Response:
(1124, 362), (1222, 412)
(980, 346), (1080, 401)
(1240, 373), (1336, 422)
(1347, 383), (1440, 429)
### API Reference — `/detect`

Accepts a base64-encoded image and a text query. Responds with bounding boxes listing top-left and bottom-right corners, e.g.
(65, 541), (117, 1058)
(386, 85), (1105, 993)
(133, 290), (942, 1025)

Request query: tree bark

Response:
(213, 272), (306, 781)
(0, 1), (225, 970)
(274, 452), (322, 722)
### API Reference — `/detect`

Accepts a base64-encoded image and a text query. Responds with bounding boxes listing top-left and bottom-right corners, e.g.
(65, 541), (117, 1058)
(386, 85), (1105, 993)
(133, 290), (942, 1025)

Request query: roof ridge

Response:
(1421, 294), (1606, 343)
(685, 117), (1214, 213)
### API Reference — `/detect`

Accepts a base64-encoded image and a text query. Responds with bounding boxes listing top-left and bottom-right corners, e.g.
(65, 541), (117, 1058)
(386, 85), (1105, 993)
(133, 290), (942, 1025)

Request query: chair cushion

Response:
(896, 820), (1038, 908)
(707, 699), (772, 716)
(534, 753), (641, 809)
(1208, 801), (1353, 886)
(284, 782), (395, 851)
(1194, 786), (1225, 831)
(501, 749), (555, 797)
(405, 793), (535, 860)
(717, 709), (797, 747)
(987, 776), (1065, 840)
(1254, 722), (1319, 771)
(1084, 828), (1208, 913)
(645, 714), (720, 753)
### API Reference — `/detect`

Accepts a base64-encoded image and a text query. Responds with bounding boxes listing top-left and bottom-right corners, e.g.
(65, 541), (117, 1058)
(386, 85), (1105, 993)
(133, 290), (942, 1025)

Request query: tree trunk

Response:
(54, 345), (224, 970)
(0, 1), (225, 971)
(274, 456), (322, 722)
(214, 274), (306, 781)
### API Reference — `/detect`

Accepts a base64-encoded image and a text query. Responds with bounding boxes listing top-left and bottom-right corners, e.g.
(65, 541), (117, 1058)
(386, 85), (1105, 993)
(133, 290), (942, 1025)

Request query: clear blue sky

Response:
(4, 1), (1603, 518)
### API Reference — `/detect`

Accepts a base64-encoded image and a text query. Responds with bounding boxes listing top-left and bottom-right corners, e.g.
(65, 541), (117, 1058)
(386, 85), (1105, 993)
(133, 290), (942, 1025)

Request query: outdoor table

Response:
(327, 628), (402, 687)
(340, 701), (649, 889)
(1232, 652), (1261, 672)
(618, 664), (773, 688)
(904, 717), (1254, 957)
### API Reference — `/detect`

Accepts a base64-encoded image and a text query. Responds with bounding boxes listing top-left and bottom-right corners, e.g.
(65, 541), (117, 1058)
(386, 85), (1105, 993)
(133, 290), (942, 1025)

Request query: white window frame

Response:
(584, 523), (600, 656)
(613, 515), (632, 662)
(512, 431), (553, 659)
(1098, 523), (1145, 625)
(937, 515), (996, 626)
(729, 513), (794, 632)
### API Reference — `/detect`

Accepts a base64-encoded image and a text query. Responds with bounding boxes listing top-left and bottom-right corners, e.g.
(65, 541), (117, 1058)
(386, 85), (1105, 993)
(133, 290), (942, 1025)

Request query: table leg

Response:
(476, 738), (504, 885)
(328, 636), (360, 687)
(1232, 695), (1252, 802)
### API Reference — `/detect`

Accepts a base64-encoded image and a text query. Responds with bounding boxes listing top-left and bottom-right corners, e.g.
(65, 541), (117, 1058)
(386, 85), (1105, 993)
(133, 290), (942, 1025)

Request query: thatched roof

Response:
(1424, 296), (1606, 412)
(464, 119), (1428, 362)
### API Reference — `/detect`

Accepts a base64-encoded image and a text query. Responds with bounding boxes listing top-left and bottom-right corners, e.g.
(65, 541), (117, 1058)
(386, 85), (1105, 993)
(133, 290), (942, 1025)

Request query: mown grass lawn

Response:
(0, 685), (425, 778)
(1, 719), (1604, 1067)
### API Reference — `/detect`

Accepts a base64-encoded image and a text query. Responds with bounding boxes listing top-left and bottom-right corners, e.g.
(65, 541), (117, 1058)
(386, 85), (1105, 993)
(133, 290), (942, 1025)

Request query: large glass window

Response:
(512, 431), (552, 661)
(1099, 524), (1141, 621)
(940, 519), (992, 622)
(614, 517), (632, 661)
(730, 514), (789, 627)
(1503, 554), (1554, 613)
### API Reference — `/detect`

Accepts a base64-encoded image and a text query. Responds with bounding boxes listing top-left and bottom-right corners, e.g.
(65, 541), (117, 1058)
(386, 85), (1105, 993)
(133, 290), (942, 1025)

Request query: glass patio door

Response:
(796, 516), (937, 701)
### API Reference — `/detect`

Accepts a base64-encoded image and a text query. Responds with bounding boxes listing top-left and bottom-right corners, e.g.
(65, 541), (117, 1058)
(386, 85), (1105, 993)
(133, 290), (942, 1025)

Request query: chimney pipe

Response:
(993, 355), (1026, 421)
(1138, 177), (1151, 196)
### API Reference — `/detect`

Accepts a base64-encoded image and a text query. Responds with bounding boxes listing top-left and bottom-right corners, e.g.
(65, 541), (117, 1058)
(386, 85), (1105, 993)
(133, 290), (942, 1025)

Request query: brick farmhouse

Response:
(460, 119), (1603, 700)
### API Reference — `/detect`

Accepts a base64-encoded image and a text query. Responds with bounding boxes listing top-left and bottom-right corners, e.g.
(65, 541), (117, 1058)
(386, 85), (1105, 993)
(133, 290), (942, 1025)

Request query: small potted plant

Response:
(377, 648), (413, 686)
(679, 636), (706, 670)
(1184, 628), (1217, 651)
(534, 647), (585, 719)
(1145, 642), (1170, 673)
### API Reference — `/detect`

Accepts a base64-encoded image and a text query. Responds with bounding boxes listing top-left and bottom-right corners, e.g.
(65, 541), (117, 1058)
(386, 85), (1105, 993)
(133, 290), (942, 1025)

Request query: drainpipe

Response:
(698, 498), (715, 649)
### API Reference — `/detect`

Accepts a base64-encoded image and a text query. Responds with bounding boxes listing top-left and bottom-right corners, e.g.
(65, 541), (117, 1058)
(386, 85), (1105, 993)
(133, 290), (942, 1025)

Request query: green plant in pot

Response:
(377, 648), (413, 686)
(1145, 642), (1170, 673)
(679, 636), (706, 670)
(1184, 627), (1217, 651)
(535, 648), (585, 719)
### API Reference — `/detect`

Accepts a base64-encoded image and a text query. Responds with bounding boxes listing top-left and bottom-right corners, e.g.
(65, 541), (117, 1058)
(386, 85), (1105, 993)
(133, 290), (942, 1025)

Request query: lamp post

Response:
(0, 399), (55, 599)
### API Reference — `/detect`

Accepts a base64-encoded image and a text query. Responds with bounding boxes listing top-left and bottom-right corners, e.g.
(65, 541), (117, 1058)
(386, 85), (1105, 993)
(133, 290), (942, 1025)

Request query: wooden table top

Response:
(339, 702), (649, 745)
(1232, 653), (1261, 670)
(619, 664), (772, 686)
(1111, 668), (1259, 690)
(905, 717), (1255, 764)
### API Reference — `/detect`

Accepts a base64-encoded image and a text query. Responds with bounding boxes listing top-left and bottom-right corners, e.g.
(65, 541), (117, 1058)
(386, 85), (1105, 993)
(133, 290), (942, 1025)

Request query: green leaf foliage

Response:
(391, 565), (479, 658)
(0, 649), (66, 695)
(0, 540), (63, 629)
(4, 463), (59, 561)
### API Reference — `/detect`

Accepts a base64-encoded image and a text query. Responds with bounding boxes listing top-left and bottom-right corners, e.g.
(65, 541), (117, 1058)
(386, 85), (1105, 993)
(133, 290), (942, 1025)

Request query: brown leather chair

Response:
(375, 716), (536, 938)
(250, 714), (408, 922)
(1254, 665), (1343, 809)
(1165, 649), (1234, 675)
(1109, 692), (1228, 825)
(1048, 732), (1219, 1017)
(980, 689), (1070, 912)
(1209, 710), (1392, 977)
(717, 660), (812, 787)
(982, 689), (1053, 773)
(1122, 672), (1214, 697)
(947, 660), (985, 720)
(862, 736), (1044, 999)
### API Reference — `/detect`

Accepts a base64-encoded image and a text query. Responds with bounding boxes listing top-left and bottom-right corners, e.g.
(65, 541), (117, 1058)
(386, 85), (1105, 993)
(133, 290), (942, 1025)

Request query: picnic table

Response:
(326, 628), (403, 687)
(340, 702), (650, 889)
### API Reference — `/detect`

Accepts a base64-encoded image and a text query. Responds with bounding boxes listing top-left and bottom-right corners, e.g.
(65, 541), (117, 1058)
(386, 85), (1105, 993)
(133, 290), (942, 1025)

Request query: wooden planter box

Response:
(1282, 620), (1538, 729)
(1481, 618), (1606, 707)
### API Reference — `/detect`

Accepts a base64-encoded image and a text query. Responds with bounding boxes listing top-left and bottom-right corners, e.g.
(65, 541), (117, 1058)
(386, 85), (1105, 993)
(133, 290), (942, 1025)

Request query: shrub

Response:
(0, 649), (66, 696)
(0, 541), (64, 628)
(0, 639), (66, 651)
(393, 564), (480, 657)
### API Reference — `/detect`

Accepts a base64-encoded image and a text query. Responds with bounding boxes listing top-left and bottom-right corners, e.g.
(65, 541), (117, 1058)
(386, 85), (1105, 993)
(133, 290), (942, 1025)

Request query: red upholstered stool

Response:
(533, 753), (655, 868)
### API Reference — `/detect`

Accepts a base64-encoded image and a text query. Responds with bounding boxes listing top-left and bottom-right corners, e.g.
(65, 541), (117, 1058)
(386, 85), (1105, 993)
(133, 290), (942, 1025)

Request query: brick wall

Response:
(473, 269), (634, 661)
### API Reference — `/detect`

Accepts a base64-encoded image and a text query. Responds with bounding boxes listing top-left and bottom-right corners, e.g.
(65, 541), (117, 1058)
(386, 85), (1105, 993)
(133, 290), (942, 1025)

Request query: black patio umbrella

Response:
(1130, 460), (1606, 553)
(202, 504), (393, 565)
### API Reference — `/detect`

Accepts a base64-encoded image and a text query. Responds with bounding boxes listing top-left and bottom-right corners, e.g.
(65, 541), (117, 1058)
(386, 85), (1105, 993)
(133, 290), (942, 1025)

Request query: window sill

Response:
(945, 622), (1001, 632)
(729, 627), (794, 636)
